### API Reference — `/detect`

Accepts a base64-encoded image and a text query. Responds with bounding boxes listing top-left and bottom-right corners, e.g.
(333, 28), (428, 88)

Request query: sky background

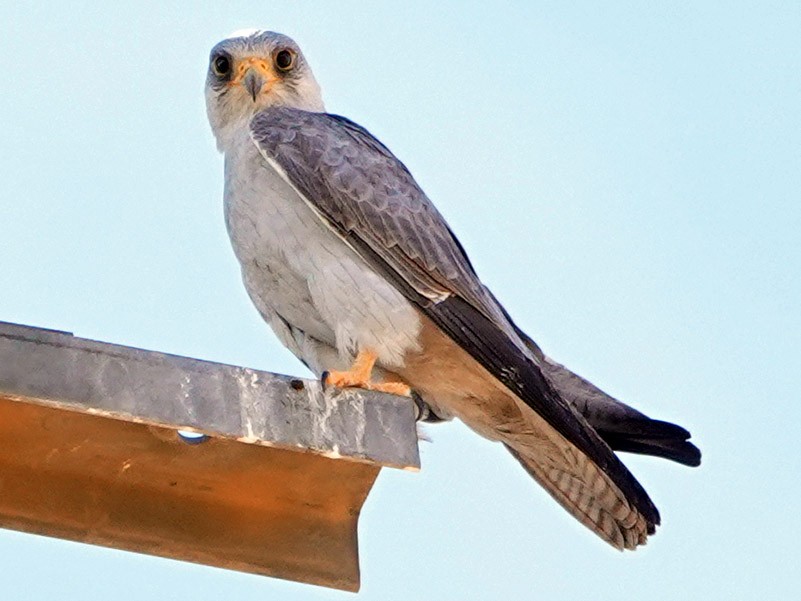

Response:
(1, 2), (799, 599)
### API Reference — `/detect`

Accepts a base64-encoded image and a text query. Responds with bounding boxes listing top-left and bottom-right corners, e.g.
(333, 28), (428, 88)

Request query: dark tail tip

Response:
(599, 418), (702, 467)
(605, 435), (702, 467)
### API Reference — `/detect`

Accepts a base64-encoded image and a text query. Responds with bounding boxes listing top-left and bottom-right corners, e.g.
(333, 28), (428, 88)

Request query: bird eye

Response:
(211, 54), (231, 77)
(275, 49), (295, 72)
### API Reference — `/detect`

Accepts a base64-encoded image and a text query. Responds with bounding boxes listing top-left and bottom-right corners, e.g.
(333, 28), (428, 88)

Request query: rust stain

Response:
(0, 394), (380, 591)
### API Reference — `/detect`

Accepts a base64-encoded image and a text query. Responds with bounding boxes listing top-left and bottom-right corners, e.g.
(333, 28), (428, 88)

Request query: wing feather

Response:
(249, 107), (661, 537)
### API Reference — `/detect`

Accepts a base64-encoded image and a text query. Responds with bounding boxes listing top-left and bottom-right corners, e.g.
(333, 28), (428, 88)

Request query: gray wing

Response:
(252, 109), (500, 321)
(522, 334), (701, 466)
(249, 107), (661, 533)
(487, 292), (701, 468)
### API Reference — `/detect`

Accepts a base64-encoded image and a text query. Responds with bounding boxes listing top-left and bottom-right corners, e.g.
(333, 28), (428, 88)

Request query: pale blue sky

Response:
(1, 2), (799, 599)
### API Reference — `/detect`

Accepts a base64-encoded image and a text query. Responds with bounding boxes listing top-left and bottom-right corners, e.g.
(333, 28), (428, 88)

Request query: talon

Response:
(321, 349), (412, 398)
(324, 368), (371, 389)
(320, 371), (330, 391)
(412, 391), (427, 421)
(322, 349), (378, 391)
(411, 392), (447, 423)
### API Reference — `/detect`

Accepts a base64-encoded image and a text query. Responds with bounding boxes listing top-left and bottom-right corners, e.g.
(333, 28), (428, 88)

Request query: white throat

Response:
(207, 81), (326, 153)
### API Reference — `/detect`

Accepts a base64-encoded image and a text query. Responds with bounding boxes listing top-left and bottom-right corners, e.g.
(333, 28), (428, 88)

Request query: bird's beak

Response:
(243, 70), (263, 102)
(231, 57), (275, 102)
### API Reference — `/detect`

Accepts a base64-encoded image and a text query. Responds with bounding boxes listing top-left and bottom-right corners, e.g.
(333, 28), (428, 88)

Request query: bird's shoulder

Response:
(247, 106), (500, 317)
(249, 107), (396, 158)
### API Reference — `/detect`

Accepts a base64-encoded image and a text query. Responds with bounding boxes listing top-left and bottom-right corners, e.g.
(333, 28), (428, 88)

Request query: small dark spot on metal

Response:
(290, 379), (305, 391)
(169, 481), (177, 487)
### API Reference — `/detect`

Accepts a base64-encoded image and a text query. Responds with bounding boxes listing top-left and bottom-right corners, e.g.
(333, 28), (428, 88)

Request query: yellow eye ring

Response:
(211, 53), (231, 77)
(274, 49), (296, 72)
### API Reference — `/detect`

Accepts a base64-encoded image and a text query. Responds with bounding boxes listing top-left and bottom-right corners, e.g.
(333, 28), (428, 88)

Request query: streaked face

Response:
(205, 30), (324, 147)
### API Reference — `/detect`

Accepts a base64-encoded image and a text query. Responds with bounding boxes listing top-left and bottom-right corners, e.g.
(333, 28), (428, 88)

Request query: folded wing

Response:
(249, 107), (671, 546)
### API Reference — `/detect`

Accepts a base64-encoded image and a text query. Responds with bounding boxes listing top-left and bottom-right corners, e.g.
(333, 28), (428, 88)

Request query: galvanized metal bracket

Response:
(0, 321), (420, 592)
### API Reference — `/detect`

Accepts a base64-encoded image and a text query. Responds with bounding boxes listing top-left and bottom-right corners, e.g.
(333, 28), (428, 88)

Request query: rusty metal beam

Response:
(0, 321), (419, 592)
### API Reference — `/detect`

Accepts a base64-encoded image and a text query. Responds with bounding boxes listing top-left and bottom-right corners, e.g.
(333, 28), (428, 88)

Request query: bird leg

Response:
(323, 349), (411, 397)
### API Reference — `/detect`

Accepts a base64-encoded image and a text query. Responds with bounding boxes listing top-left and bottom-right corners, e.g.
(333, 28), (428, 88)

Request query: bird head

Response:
(205, 30), (324, 150)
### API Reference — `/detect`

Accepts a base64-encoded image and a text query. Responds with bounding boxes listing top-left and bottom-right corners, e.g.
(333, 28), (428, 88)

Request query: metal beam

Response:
(0, 321), (419, 591)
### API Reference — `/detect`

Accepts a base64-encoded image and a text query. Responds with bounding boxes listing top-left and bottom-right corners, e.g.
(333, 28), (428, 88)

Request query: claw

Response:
(412, 391), (426, 421)
(412, 392), (447, 423)
(323, 349), (376, 390)
(322, 349), (411, 397)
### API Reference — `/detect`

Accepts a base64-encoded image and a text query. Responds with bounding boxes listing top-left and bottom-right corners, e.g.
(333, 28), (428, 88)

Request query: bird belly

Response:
(223, 143), (421, 370)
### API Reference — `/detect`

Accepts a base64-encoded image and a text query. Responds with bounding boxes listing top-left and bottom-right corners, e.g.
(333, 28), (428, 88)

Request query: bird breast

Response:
(222, 133), (422, 369)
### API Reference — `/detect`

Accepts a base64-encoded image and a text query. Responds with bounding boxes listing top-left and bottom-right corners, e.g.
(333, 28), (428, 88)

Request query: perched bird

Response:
(205, 29), (701, 550)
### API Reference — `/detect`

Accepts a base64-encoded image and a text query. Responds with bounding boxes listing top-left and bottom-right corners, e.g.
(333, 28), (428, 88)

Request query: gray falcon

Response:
(205, 29), (701, 550)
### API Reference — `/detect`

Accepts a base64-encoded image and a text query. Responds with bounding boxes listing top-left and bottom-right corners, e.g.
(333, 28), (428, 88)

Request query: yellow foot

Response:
(322, 349), (412, 397)
(369, 381), (412, 397)
(323, 349), (377, 389)
(324, 369), (367, 389)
